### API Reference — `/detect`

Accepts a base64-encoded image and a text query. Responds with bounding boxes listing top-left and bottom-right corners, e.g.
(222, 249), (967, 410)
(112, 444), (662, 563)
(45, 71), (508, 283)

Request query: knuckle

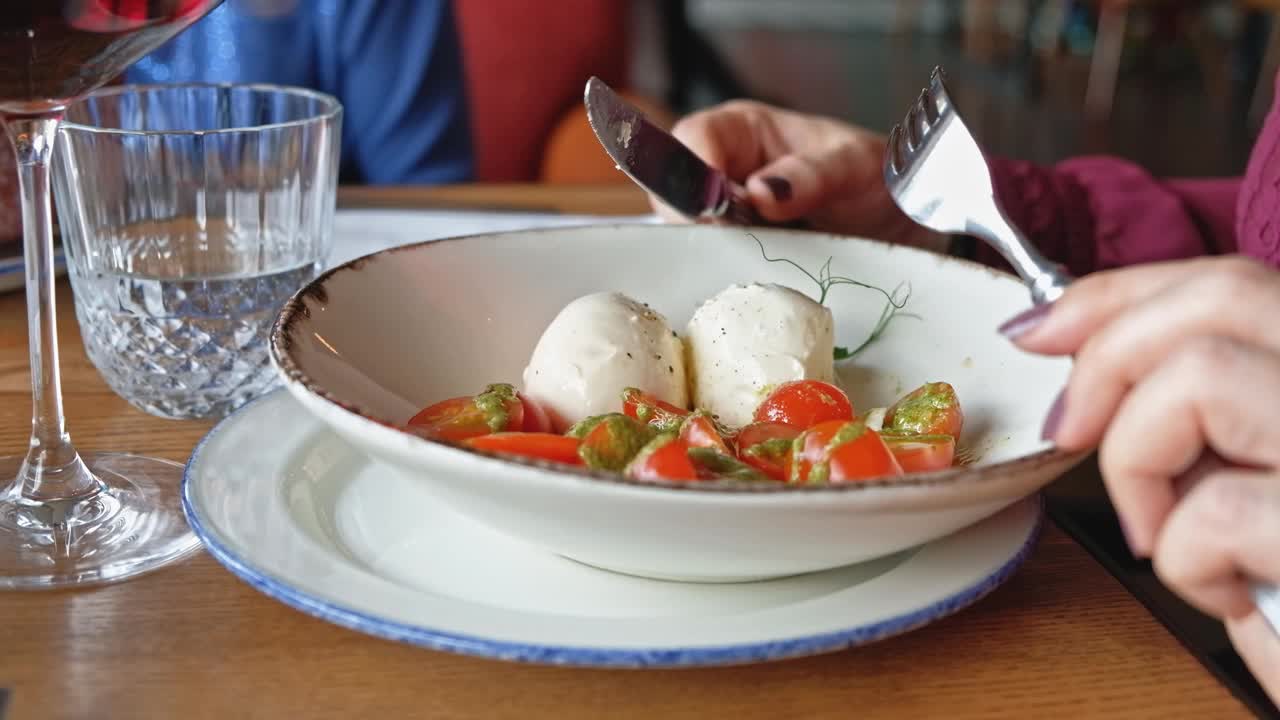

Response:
(719, 98), (765, 115)
(1190, 474), (1263, 537)
(1201, 257), (1270, 306)
(1073, 330), (1127, 386)
(1170, 336), (1241, 381)
(1219, 255), (1267, 282)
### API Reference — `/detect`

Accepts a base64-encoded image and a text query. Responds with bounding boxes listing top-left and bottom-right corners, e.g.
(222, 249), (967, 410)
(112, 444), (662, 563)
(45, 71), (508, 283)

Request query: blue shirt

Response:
(127, 0), (474, 185)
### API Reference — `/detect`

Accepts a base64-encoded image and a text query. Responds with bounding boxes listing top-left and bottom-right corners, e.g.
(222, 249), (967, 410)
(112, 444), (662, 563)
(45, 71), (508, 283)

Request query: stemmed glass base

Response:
(0, 452), (200, 589)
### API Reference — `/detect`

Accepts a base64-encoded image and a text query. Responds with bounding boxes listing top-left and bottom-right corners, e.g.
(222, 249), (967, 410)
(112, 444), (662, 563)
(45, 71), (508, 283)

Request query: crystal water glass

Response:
(53, 83), (342, 420)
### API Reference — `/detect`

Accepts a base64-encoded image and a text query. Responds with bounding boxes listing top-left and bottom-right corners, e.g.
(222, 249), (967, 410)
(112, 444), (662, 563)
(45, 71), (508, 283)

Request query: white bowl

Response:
(270, 224), (1084, 582)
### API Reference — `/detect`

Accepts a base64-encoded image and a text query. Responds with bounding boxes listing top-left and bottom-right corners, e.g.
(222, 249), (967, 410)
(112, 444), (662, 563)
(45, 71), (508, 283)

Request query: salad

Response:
(401, 249), (956, 484)
(404, 377), (963, 485)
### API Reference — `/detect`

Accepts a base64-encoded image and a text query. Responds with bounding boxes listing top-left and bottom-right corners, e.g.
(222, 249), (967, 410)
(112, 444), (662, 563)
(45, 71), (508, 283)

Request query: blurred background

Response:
(477, 0), (1279, 184)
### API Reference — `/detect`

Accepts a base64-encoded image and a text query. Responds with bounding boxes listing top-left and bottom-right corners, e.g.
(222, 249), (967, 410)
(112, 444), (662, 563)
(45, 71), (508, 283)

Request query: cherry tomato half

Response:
(882, 434), (955, 473)
(621, 387), (688, 432)
(518, 392), (553, 433)
(407, 384), (524, 442)
(678, 413), (733, 455)
(466, 432), (583, 465)
(577, 414), (653, 471)
(790, 420), (902, 484)
(736, 422), (801, 481)
(626, 436), (699, 482)
(753, 380), (854, 430)
(884, 382), (963, 438)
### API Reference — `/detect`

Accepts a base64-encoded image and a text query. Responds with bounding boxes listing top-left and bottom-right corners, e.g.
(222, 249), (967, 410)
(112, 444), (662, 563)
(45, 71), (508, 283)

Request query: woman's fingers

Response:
(1152, 467), (1280, 618)
(1034, 258), (1280, 451)
(652, 100), (897, 233)
(1098, 336), (1280, 555)
(743, 143), (865, 222)
(668, 100), (771, 181)
(1005, 256), (1241, 354)
(1225, 613), (1280, 705)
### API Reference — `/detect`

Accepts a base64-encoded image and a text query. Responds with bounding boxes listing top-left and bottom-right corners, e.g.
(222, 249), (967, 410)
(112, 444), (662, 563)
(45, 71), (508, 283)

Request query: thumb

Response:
(744, 144), (862, 223)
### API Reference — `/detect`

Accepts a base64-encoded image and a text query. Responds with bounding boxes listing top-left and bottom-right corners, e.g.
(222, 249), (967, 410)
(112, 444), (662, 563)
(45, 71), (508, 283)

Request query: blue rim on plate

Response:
(0, 249), (67, 291)
(181, 390), (1044, 668)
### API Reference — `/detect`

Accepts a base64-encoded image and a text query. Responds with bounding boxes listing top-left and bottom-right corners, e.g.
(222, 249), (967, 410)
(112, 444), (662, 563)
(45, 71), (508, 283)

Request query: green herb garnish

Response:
(750, 233), (911, 359)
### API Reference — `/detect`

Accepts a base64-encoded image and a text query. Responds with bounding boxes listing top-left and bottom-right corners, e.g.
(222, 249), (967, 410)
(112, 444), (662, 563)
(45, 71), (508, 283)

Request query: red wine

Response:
(0, 0), (223, 113)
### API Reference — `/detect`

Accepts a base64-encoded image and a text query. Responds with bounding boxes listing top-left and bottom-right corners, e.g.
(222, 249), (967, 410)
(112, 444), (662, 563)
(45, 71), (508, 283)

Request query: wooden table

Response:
(0, 185), (1251, 720)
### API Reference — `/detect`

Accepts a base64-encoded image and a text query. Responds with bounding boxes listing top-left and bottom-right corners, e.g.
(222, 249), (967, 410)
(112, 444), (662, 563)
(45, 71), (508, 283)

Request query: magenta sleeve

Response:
(975, 156), (1240, 275)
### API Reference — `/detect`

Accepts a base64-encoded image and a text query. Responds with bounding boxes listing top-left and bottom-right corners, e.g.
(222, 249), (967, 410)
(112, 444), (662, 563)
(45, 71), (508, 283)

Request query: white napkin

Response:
(329, 209), (659, 268)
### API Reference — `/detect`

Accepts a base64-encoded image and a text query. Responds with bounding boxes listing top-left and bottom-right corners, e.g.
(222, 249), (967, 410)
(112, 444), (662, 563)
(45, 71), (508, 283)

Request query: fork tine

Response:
(886, 124), (905, 176)
(905, 102), (923, 151)
(913, 89), (933, 140)
(918, 87), (939, 125)
(929, 67), (951, 115)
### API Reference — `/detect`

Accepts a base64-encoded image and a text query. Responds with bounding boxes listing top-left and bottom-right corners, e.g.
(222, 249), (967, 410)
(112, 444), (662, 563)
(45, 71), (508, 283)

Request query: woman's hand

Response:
(655, 100), (946, 252)
(1001, 255), (1280, 702)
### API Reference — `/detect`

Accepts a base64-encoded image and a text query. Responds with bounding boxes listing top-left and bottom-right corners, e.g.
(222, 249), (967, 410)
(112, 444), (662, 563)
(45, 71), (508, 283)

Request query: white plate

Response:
(272, 224), (1080, 581)
(183, 390), (1044, 667)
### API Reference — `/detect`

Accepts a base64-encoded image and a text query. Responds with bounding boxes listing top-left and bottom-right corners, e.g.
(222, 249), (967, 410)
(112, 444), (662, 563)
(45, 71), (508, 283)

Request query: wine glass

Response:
(0, 0), (224, 589)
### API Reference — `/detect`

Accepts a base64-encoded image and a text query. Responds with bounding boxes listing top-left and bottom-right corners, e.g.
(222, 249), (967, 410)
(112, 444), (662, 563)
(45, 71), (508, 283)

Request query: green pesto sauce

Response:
(577, 415), (653, 471)
(743, 437), (792, 462)
(650, 410), (686, 434)
(687, 447), (770, 483)
(825, 420), (866, 452)
(787, 434), (807, 483)
(566, 413), (615, 439)
(473, 383), (518, 432)
(887, 382), (955, 435)
(807, 461), (830, 485)
(635, 404), (655, 423)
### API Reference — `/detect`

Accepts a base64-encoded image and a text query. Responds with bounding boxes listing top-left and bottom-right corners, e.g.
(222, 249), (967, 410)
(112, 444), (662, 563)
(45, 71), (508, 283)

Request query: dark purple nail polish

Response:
(762, 176), (792, 203)
(998, 303), (1052, 340)
(1041, 388), (1065, 441)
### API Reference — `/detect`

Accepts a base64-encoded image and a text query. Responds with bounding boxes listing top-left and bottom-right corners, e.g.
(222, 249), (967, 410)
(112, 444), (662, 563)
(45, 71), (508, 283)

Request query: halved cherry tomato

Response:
(518, 392), (553, 433)
(790, 420), (903, 484)
(883, 434), (955, 473)
(407, 384), (523, 442)
(678, 412), (733, 455)
(466, 432), (583, 465)
(753, 380), (854, 430)
(626, 436), (699, 481)
(621, 387), (688, 432)
(577, 414), (654, 471)
(884, 382), (963, 438)
(736, 422), (801, 481)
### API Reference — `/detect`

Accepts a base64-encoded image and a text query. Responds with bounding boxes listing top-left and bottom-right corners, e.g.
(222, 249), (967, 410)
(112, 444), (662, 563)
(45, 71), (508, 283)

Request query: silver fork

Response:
(883, 66), (1072, 306)
(884, 66), (1280, 638)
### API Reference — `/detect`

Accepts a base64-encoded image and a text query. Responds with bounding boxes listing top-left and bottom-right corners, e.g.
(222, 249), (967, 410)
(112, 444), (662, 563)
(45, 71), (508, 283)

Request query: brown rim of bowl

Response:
(270, 223), (1084, 495)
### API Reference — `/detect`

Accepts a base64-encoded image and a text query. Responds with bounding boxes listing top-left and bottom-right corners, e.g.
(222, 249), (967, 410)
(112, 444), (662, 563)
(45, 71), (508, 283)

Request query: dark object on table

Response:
(1044, 459), (1279, 719)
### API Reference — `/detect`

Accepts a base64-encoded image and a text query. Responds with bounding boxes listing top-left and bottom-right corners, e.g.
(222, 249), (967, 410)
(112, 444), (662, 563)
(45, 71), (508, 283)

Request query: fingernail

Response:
(998, 303), (1051, 341)
(762, 176), (792, 203)
(1041, 388), (1065, 441)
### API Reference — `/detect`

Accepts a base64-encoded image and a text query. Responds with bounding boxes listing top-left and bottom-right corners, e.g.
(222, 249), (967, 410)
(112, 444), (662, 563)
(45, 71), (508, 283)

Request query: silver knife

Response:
(583, 76), (766, 225)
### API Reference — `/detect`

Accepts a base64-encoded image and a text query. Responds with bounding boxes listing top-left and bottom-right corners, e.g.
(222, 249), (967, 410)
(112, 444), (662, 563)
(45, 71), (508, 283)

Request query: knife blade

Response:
(583, 76), (765, 225)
